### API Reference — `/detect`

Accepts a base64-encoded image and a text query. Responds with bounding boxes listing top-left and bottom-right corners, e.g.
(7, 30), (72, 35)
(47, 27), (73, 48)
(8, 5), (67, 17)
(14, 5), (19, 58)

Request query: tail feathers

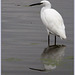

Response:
(60, 33), (67, 39)
(57, 29), (67, 39)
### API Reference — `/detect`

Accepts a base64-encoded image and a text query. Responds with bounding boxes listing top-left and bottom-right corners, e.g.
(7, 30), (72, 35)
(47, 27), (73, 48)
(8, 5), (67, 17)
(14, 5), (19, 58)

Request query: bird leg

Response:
(47, 29), (50, 46)
(48, 34), (50, 46)
(54, 35), (56, 45)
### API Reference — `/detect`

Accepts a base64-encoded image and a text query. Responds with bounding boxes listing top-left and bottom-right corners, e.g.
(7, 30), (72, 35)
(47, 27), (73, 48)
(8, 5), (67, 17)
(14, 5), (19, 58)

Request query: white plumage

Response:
(40, 0), (66, 39)
(29, 0), (67, 46)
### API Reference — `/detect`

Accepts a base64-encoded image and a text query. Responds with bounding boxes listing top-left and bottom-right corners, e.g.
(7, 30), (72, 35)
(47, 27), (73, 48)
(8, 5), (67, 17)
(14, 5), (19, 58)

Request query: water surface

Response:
(2, 0), (74, 75)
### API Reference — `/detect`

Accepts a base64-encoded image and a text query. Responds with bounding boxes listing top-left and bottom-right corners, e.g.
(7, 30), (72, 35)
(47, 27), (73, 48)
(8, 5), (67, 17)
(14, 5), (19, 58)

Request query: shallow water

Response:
(2, 0), (74, 75)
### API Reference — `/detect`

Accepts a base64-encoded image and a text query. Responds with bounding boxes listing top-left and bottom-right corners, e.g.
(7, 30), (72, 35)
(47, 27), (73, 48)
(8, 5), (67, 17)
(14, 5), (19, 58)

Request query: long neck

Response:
(44, 4), (51, 8)
(41, 4), (51, 12)
(41, 3), (51, 14)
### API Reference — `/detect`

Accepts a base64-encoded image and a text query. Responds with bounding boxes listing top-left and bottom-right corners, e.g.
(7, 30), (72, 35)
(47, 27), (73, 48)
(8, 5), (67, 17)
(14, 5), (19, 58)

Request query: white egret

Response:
(29, 0), (66, 46)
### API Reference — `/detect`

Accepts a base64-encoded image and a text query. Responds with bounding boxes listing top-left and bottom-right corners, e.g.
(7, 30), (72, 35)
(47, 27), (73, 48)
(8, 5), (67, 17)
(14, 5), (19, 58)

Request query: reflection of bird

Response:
(29, 0), (67, 46)
(41, 45), (66, 70)
(29, 45), (66, 71)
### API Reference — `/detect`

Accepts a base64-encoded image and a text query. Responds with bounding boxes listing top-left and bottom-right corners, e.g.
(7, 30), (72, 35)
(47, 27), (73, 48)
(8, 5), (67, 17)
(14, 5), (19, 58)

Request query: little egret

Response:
(29, 0), (67, 46)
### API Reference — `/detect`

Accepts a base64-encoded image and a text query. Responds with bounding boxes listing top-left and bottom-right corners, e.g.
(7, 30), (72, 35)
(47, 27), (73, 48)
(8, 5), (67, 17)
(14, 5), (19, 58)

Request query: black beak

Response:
(29, 3), (43, 6)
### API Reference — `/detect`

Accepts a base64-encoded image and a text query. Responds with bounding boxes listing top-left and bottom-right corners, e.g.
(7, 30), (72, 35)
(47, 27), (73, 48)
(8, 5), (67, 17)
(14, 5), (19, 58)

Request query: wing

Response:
(44, 9), (65, 29)
(41, 8), (66, 39)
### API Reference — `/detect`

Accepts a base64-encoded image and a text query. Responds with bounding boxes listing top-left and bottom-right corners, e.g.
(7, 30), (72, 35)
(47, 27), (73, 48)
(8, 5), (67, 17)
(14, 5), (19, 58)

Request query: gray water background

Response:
(2, 0), (74, 75)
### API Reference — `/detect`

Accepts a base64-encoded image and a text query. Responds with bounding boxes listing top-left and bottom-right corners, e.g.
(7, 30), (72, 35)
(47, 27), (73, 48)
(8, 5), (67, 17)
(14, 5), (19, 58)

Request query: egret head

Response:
(41, 0), (51, 7)
(29, 0), (51, 8)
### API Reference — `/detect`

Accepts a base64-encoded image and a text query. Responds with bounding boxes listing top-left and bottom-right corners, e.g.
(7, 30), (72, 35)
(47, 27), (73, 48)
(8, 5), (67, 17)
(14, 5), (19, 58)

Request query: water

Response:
(2, 0), (74, 75)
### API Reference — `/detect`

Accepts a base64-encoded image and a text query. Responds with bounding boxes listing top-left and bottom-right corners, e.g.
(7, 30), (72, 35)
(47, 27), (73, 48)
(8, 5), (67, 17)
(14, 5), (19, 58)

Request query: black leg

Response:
(54, 35), (56, 45)
(48, 34), (50, 46)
